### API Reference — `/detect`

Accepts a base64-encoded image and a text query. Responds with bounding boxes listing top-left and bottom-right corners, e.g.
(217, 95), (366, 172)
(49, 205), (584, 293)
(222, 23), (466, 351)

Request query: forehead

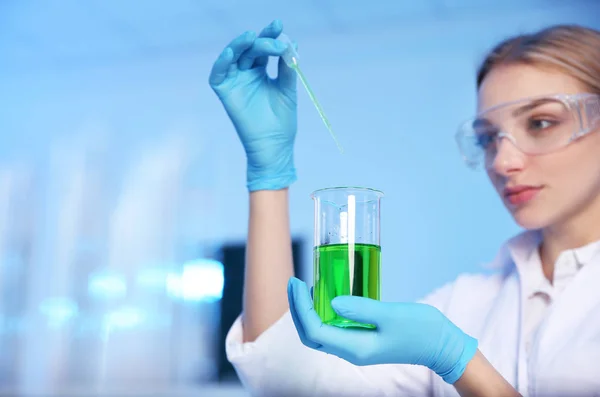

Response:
(477, 64), (587, 113)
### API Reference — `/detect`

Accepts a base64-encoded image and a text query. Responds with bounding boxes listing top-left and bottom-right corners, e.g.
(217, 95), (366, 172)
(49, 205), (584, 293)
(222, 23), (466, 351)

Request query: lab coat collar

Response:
(491, 228), (600, 272)
(486, 229), (541, 273)
(571, 238), (600, 266)
(491, 229), (600, 297)
(505, 230), (545, 298)
(505, 229), (543, 271)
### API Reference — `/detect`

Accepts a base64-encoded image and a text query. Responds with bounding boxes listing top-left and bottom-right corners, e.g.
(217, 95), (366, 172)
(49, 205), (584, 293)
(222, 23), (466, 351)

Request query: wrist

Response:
(454, 350), (521, 397)
(247, 152), (296, 191)
(436, 332), (479, 384)
(247, 170), (297, 191)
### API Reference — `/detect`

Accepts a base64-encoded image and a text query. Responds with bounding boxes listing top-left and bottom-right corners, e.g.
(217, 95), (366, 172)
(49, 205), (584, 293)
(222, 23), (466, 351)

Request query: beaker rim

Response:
(310, 186), (384, 197)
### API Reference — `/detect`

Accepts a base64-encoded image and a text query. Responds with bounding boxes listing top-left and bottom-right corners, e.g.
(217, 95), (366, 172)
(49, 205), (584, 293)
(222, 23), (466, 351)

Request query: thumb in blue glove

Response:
(209, 19), (298, 192)
(287, 277), (478, 385)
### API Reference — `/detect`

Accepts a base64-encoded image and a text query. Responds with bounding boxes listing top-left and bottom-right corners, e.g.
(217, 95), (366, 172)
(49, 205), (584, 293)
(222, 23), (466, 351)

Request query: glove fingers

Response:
(209, 31), (256, 87)
(252, 19), (284, 69)
(208, 47), (234, 87)
(258, 19), (283, 37)
(277, 40), (298, 91)
(290, 278), (380, 366)
(287, 277), (320, 349)
(237, 38), (287, 71)
(228, 31), (257, 63)
(330, 295), (385, 327)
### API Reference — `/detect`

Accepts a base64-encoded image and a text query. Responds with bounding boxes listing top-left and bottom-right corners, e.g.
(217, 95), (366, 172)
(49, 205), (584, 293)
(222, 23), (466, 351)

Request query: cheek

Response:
(486, 169), (501, 190)
(568, 134), (600, 173)
(539, 136), (600, 191)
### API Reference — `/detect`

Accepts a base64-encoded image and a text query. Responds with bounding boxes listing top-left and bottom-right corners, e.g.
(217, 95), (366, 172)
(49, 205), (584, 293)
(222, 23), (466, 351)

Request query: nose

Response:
(487, 134), (525, 175)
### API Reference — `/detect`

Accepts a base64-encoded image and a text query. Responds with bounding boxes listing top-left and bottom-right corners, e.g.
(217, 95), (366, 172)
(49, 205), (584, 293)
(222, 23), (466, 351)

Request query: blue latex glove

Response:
(209, 20), (298, 191)
(287, 277), (478, 384)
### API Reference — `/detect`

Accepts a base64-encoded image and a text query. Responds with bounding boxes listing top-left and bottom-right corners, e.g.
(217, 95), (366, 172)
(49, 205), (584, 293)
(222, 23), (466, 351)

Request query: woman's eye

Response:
(528, 118), (555, 130)
(476, 131), (496, 148)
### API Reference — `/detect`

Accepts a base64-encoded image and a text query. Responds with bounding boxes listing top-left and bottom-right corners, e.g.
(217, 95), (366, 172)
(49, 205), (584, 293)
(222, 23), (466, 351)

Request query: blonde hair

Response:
(477, 24), (600, 94)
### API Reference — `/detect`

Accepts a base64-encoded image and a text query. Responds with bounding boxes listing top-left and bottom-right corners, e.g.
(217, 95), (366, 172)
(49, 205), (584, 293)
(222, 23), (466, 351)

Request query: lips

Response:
(503, 185), (543, 206)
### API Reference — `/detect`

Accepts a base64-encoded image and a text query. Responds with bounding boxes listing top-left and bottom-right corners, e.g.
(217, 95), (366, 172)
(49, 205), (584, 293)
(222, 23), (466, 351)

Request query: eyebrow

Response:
(472, 97), (559, 128)
(471, 118), (493, 130)
(511, 98), (557, 117)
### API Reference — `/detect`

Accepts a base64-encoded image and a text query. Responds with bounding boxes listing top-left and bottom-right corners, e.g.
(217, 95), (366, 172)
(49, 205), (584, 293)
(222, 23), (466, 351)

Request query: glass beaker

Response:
(311, 187), (383, 329)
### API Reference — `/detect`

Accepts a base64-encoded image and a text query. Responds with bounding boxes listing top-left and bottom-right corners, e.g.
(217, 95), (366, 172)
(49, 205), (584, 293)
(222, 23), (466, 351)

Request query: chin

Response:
(507, 206), (551, 230)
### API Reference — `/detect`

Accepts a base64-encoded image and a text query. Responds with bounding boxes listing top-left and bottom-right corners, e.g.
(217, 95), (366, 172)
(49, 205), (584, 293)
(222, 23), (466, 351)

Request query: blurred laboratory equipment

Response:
(0, 130), (226, 396)
(311, 187), (383, 329)
(0, 162), (36, 387)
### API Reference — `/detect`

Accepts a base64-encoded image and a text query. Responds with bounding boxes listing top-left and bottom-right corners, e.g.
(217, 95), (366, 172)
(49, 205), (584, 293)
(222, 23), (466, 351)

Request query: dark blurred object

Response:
(216, 238), (305, 383)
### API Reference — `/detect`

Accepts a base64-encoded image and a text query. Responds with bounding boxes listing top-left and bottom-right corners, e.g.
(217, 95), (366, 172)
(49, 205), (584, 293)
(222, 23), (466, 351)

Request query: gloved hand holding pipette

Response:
(288, 277), (479, 385)
(209, 19), (298, 192)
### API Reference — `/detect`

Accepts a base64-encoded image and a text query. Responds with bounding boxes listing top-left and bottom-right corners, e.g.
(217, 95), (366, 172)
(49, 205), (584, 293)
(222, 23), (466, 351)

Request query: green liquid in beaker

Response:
(313, 243), (381, 329)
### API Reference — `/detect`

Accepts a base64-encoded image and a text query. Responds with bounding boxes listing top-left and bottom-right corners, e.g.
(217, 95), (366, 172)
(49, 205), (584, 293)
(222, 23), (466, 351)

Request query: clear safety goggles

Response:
(455, 93), (600, 169)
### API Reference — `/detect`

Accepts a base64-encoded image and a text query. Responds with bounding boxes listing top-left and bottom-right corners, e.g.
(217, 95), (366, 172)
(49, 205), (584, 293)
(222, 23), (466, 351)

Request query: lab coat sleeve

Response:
(225, 281), (456, 397)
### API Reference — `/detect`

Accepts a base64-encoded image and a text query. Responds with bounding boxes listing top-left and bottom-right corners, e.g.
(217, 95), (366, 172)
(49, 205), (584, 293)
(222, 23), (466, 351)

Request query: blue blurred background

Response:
(0, 1), (599, 396)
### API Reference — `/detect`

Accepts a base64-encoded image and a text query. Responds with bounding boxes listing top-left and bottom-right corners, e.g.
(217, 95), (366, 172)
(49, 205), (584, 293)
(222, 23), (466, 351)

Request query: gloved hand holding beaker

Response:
(287, 277), (479, 385)
(209, 19), (298, 192)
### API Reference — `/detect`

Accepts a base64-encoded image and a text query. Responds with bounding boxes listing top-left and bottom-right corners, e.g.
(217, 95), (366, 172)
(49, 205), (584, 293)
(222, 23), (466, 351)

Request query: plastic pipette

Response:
(278, 33), (344, 154)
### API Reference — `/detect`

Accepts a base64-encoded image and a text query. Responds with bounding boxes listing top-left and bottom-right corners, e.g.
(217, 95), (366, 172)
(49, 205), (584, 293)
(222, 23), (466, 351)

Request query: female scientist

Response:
(209, 20), (600, 397)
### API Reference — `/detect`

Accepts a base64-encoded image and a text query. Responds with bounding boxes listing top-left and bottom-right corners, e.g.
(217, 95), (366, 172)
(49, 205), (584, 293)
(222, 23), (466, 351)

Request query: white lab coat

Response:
(225, 230), (600, 396)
